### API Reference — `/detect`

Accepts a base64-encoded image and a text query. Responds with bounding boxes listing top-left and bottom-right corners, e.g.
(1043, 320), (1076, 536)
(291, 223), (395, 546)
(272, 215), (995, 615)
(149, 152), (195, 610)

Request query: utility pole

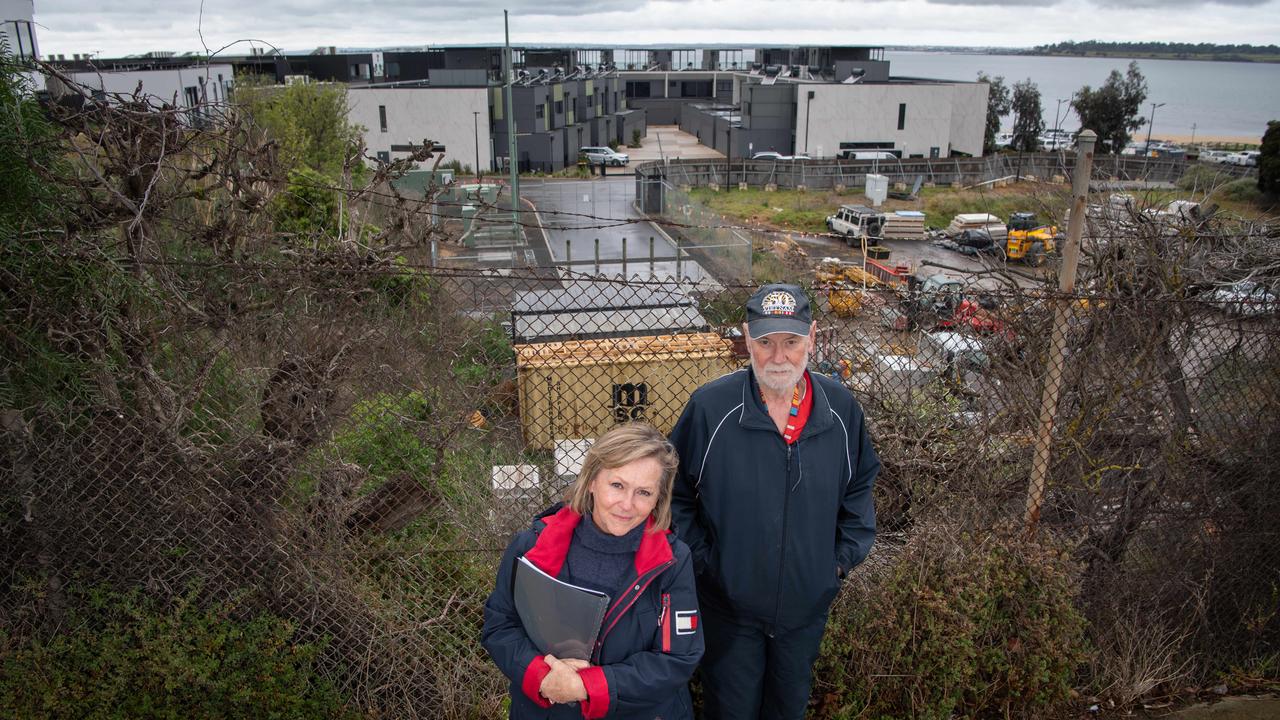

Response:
(504, 10), (519, 243)
(1053, 97), (1071, 151)
(1025, 129), (1097, 536)
(1142, 102), (1165, 176)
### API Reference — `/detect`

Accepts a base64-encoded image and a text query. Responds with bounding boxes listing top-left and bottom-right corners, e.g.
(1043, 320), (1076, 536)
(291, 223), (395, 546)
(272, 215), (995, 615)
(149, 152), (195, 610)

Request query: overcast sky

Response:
(29, 0), (1280, 58)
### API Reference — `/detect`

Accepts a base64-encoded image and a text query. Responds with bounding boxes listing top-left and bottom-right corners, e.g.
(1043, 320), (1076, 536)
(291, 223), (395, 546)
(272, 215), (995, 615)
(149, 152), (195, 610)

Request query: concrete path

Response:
(627, 125), (724, 164)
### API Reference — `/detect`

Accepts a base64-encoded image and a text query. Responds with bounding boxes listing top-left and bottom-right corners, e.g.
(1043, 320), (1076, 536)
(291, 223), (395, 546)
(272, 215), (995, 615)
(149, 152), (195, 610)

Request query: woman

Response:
(482, 422), (703, 719)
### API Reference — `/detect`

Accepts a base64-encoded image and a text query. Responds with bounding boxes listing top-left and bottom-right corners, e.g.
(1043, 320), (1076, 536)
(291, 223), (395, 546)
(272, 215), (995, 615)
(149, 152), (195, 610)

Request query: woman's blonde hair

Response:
(566, 422), (679, 532)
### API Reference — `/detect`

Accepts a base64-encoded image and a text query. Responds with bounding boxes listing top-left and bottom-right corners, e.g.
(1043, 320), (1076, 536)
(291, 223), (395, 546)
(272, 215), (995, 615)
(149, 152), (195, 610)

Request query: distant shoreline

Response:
(1027, 51), (1280, 64)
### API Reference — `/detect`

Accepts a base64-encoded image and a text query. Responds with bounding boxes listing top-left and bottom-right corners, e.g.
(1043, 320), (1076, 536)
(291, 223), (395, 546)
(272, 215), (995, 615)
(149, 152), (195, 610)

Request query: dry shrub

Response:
(814, 522), (1087, 720)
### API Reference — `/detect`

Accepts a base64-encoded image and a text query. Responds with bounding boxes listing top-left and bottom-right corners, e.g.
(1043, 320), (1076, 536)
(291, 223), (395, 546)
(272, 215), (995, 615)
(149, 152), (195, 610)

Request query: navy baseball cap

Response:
(745, 283), (812, 339)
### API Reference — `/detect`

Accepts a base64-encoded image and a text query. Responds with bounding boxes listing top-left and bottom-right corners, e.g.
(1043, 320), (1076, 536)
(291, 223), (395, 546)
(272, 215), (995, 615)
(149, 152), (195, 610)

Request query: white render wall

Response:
(348, 87), (491, 171)
(796, 81), (988, 159)
(1, 0), (37, 59)
(68, 64), (235, 107)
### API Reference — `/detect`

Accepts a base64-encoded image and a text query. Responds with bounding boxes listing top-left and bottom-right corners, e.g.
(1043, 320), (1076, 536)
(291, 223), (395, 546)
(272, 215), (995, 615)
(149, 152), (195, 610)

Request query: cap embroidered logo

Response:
(761, 291), (797, 316)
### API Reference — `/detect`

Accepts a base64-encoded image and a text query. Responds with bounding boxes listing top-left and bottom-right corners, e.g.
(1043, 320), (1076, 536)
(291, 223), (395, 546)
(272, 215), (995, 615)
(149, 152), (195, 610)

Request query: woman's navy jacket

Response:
(481, 504), (704, 719)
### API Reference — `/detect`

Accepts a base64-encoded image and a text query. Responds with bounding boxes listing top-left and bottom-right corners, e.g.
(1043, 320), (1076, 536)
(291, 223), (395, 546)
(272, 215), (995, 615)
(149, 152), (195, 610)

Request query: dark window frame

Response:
(379, 105), (388, 133)
(897, 103), (907, 130)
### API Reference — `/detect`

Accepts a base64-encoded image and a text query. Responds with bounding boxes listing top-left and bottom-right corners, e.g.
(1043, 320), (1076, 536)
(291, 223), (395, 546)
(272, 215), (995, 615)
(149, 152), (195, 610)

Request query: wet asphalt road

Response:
(521, 177), (711, 283)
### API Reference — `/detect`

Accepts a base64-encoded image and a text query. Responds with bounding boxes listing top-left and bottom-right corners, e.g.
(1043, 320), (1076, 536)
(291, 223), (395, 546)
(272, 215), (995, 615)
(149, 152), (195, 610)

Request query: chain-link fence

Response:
(5, 260), (1279, 717)
(3, 62), (1278, 719)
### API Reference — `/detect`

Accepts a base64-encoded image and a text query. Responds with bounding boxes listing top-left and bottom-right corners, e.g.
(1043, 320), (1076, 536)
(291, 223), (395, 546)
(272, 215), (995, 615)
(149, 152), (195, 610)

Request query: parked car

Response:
(751, 151), (810, 161)
(1197, 149), (1232, 164)
(579, 146), (629, 166)
(1208, 280), (1278, 317)
(1225, 151), (1260, 167)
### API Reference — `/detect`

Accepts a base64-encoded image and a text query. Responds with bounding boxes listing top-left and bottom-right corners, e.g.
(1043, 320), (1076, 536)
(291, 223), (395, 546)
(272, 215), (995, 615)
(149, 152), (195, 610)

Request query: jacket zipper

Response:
(661, 593), (672, 652)
(771, 442), (794, 635)
(592, 560), (676, 662)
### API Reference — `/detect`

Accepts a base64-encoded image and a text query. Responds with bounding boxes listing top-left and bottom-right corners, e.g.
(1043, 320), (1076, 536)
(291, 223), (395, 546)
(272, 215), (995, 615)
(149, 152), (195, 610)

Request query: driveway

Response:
(627, 125), (725, 164)
(521, 177), (715, 283)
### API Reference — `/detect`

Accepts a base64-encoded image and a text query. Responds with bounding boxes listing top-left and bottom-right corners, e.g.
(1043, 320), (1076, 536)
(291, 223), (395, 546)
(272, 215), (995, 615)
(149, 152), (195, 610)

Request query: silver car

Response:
(580, 146), (629, 166)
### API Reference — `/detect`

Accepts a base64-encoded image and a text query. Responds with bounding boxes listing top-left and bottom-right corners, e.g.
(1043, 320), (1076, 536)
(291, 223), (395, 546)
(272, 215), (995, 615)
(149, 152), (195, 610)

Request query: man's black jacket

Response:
(669, 368), (879, 633)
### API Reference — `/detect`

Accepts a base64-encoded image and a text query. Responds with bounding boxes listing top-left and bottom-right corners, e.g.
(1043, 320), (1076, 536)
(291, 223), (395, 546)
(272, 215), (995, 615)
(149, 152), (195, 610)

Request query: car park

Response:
(579, 146), (629, 166)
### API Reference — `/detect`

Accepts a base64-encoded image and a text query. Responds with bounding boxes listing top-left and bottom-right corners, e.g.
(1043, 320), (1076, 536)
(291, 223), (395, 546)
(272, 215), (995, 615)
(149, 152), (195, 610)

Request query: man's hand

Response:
(540, 655), (589, 704)
(561, 658), (592, 670)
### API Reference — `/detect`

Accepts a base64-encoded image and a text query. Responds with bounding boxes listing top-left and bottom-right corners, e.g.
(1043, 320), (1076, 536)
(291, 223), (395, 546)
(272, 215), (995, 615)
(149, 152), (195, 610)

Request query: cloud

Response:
(30, 0), (1280, 56)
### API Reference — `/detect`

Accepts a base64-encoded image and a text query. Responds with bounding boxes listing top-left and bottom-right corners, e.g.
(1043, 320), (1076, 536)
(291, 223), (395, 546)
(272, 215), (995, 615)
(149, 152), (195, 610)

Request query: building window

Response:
(897, 103), (907, 131)
(379, 105), (388, 133)
(376, 151), (391, 163)
(535, 104), (544, 118)
(625, 81), (651, 99)
(386, 62), (400, 79)
(587, 94), (594, 107)
(555, 100), (564, 114)
(716, 80), (732, 93)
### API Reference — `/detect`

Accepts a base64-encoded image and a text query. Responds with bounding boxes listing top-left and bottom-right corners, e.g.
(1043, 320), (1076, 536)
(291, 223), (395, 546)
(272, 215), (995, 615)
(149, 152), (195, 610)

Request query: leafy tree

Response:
(978, 72), (1011, 154)
(1073, 61), (1148, 153)
(1, 57), (60, 236)
(1011, 78), (1044, 153)
(236, 75), (366, 180)
(1259, 120), (1280, 197)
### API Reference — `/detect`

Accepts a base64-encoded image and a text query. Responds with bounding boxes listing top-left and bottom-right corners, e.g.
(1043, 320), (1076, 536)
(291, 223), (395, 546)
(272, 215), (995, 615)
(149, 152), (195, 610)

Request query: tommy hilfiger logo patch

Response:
(761, 291), (797, 316)
(675, 609), (699, 635)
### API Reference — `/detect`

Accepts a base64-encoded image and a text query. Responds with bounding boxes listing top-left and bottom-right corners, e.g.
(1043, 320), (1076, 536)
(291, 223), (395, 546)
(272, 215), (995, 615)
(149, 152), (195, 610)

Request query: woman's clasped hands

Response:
(538, 655), (590, 704)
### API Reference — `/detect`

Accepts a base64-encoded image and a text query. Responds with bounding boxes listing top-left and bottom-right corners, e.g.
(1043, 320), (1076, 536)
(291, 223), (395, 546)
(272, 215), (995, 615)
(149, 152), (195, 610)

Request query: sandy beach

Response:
(1150, 132), (1261, 146)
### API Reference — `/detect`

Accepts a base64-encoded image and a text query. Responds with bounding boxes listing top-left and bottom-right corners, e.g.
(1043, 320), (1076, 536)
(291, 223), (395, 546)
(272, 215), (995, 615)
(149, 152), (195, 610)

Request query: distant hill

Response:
(1031, 40), (1280, 63)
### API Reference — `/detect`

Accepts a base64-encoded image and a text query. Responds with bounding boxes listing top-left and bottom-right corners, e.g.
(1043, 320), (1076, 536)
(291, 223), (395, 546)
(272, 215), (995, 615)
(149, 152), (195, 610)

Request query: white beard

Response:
(755, 360), (806, 395)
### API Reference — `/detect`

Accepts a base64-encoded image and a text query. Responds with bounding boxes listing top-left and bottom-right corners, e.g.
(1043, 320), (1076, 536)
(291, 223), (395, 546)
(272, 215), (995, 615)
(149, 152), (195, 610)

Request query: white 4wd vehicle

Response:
(580, 146), (630, 166)
(826, 204), (886, 245)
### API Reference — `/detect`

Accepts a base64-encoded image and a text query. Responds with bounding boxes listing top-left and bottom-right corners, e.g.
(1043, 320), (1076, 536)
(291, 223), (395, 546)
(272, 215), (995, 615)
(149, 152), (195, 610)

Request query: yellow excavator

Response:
(1004, 212), (1060, 266)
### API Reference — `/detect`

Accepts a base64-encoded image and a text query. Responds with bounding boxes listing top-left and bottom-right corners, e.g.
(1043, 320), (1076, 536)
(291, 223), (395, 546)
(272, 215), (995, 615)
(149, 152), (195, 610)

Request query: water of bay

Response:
(886, 50), (1280, 142)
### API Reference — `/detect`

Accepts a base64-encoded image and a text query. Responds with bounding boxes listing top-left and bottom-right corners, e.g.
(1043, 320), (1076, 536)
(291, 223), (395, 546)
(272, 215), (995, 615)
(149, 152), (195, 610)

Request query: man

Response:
(669, 283), (879, 720)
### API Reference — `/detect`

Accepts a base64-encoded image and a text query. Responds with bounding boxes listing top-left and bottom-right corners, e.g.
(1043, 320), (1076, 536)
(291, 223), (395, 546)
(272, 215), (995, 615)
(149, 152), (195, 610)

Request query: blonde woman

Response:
(482, 422), (703, 719)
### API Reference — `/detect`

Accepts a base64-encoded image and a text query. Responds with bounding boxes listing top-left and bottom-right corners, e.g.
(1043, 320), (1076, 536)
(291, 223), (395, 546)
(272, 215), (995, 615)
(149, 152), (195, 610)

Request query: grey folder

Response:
(514, 556), (611, 661)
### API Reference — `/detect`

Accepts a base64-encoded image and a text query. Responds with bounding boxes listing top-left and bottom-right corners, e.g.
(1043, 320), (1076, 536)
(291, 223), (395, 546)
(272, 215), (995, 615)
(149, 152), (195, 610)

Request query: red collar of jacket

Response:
(524, 505), (673, 579)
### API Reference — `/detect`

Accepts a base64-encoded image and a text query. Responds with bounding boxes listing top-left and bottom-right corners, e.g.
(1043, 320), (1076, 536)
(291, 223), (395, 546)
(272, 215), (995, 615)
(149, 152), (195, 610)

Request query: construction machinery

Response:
(880, 273), (1006, 334)
(1004, 212), (1060, 266)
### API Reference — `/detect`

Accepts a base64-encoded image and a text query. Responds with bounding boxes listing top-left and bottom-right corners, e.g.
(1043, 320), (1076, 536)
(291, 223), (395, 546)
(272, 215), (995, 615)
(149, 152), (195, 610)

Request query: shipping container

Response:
(516, 332), (739, 449)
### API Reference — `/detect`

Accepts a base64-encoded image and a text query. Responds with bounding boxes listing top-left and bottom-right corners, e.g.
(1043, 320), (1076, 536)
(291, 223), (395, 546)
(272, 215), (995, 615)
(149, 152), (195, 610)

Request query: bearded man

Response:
(669, 283), (880, 720)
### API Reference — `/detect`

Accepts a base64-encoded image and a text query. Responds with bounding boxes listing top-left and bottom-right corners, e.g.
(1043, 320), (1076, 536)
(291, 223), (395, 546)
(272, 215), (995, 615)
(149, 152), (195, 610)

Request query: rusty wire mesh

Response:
(5, 261), (1279, 716)
(3, 63), (1279, 719)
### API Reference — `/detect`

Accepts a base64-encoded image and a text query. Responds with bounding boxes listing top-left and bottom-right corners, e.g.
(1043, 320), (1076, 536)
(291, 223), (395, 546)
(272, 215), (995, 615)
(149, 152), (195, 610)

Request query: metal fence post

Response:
(1025, 129), (1097, 535)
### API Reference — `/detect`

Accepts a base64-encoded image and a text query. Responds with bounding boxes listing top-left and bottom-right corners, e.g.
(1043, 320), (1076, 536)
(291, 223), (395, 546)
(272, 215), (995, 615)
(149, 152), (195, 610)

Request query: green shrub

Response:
(1218, 177), (1262, 203)
(814, 523), (1087, 720)
(0, 589), (359, 719)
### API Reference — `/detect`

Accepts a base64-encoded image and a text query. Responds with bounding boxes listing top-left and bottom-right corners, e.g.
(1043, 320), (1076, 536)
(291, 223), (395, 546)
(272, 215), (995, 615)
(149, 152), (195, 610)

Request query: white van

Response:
(839, 150), (898, 161)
